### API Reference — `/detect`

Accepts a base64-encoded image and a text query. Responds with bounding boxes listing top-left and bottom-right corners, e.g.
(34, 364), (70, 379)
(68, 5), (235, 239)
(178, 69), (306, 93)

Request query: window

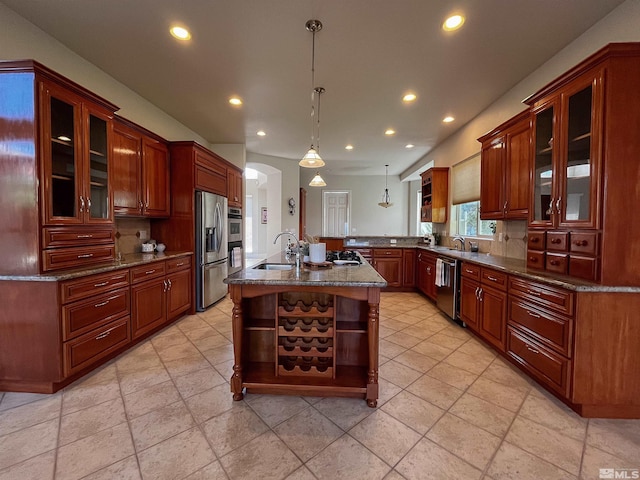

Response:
(416, 190), (432, 235)
(452, 201), (493, 237)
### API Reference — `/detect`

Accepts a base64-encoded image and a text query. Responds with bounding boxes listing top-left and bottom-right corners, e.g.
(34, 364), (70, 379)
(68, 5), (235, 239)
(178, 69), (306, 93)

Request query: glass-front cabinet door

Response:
(530, 100), (556, 227)
(558, 73), (602, 229)
(41, 82), (83, 225)
(85, 107), (112, 223)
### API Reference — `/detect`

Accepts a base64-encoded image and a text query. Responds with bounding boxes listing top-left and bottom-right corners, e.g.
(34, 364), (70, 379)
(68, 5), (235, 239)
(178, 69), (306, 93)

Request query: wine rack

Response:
(276, 293), (335, 378)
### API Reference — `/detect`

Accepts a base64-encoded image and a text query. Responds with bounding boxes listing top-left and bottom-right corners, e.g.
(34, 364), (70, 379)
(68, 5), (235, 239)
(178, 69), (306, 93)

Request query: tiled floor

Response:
(1, 292), (639, 480)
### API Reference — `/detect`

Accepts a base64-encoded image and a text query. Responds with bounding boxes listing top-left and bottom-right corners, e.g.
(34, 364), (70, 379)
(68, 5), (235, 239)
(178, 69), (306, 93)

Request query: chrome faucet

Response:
(274, 232), (301, 270)
(453, 235), (465, 251)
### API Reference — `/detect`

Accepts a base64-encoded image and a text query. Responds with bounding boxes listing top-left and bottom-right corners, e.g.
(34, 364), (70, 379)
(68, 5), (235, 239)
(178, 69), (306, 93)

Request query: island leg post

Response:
(229, 285), (244, 401)
(366, 290), (380, 407)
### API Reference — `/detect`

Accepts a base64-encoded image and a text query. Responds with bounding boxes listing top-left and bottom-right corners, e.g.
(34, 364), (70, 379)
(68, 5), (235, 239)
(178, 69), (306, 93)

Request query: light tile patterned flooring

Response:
(1, 292), (639, 480)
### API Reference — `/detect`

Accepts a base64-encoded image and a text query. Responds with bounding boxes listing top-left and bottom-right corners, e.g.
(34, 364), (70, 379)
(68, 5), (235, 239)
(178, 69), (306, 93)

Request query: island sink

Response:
(252, 263), (294, 270)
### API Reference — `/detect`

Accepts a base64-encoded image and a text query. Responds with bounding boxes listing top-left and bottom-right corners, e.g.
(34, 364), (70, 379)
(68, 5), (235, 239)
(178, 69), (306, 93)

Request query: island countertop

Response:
(224, 253), (387, 288)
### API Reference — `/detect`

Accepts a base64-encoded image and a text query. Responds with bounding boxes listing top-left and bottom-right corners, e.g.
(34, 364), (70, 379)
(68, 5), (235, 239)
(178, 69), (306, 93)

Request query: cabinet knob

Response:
(550, 260), (560, 266)
(574, 240), (588, 247)
(531, 237), (539, 243)
(528, 257), (538, 263)
(550, 238), (561, 244)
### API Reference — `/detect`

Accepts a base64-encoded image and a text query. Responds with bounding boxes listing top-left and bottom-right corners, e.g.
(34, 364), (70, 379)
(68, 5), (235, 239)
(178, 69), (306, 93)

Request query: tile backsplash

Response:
(115, 217), (152, 254)
(437, 220), (527, 260)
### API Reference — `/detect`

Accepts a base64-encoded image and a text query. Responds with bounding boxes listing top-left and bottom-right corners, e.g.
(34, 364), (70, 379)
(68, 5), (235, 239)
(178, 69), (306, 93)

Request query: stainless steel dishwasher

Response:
(436, 257), (461, 321)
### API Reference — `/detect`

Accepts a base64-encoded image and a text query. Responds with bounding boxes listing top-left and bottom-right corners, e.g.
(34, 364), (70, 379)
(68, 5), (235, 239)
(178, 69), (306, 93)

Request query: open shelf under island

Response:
(223, 253), (387, 407)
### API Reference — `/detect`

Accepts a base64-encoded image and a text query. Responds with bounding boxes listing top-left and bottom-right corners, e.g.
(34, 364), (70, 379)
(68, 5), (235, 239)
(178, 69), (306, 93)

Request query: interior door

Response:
(322, 191), (350, 237)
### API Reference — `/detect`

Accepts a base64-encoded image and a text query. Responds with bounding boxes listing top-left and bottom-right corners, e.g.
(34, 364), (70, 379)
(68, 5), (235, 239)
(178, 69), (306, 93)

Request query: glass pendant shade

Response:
(299, 147), (325, 168)
(378, 164), (393, 207)
(309, 171), (326, 187)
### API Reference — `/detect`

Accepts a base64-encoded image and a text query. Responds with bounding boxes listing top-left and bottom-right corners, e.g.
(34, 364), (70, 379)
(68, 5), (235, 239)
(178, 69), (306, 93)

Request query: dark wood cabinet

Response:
(372, 249), (402, 287)
(416, 250), (437, 300)
(420, 168), (449, 223)
(131, 276), (167, 339)
(227, 168), (243, 207)
(524, 43), (640, 285)
(478, 109), (530, 220)
(112, 117), (170, 217)
(402, 249), (416, 287)
(0, 60), (118, 275)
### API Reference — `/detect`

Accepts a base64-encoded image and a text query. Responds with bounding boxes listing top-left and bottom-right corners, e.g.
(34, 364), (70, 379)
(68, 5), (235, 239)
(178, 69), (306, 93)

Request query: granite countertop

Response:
(0, 251), (193, 282)
(224, 252), (387, 288)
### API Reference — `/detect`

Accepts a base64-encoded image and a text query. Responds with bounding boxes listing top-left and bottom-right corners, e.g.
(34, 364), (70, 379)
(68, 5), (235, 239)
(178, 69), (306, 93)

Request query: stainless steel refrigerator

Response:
(195, 191), (228, 311)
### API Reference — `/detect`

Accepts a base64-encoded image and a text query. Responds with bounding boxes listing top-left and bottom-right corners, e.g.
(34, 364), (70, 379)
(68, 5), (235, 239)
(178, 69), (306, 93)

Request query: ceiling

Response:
(2, 0), (625, 178)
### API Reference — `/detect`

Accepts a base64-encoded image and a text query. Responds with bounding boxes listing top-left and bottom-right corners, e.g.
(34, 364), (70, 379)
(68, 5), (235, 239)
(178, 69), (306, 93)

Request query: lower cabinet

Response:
(402, 249), (416, 287)
(132, 276), (168, 339)
(417, 250), (437, 300)
(372, 249), (402, 287)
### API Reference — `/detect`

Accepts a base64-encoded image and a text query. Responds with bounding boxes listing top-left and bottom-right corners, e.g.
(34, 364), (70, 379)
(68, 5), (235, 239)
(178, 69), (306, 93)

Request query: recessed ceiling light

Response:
(443, 116), (455, 123)
(385, 129), (396, 136)
(345, 144), (354, 150)
(170, 26), (191, 40)
(402, 93), (417, 103)
(229, 97), (243, 106)
(257, 130), (266, 136)
(405, 144), (415, 149)
(443, 14), (465, 31)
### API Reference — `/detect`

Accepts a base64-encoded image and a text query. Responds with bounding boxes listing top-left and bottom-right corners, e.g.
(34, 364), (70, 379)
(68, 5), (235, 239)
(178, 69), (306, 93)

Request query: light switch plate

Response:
(390, 239), (397, 244)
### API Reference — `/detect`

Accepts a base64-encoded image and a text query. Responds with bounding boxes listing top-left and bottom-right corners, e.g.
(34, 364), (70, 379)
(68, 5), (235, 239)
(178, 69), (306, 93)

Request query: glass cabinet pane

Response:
(88, 114), (109, 219)
(50, 97), (77, 218)
(563, 85), (592, 222)
(533, 107), (554, 223)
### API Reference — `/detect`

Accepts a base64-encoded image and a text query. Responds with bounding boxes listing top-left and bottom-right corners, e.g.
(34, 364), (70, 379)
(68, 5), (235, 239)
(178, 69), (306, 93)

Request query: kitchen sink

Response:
(253, 263), (294, 270)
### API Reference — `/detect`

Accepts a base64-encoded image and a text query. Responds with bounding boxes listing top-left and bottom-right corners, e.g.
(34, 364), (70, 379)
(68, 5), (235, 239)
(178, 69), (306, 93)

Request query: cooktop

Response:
(326, 250), (362, 264)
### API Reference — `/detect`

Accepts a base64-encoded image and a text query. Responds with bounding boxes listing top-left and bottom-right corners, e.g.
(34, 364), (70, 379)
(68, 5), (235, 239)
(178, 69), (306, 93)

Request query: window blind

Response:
(451, 153), (481, 205)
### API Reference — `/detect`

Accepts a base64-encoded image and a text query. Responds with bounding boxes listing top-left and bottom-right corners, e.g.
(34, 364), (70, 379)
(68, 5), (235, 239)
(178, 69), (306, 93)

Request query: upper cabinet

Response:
(529, 73), (602, 230)
(523, 43), (640, 285)
(478, 110), (530, 220)
(420, 167), (448, 223)
(40, 80), (114, 226)
(227, 167), (243, 208)
(112, 117), (170, 217)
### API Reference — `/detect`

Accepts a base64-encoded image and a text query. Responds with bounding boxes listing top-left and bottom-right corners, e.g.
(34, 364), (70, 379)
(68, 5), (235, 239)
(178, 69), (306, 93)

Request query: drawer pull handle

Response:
(145, 270), (156, 275)
(486, 275), (498, 282)
(574, 240), (588, 247)
(531, 237), (539, 243)
(528, 257), (538, 263)
(527, 310), (541, 319)
(94, 281), (108, 287)
(465, 269), (474, 274)
(550, 238), (561, 244)
(77, 253), (93, 259)
(526, 289), (541, 296)
(94, 300), (110, 308)
(526, 345), (539, 354)
(76, 234), (93, 239)
(550, 260), (560, 266)
(176, 262), (185, 267)
(95, 329), (112, 340)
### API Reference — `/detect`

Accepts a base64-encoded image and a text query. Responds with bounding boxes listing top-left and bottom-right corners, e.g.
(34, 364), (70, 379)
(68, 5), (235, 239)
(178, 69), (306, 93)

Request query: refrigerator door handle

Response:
(215, 201), (223, 255)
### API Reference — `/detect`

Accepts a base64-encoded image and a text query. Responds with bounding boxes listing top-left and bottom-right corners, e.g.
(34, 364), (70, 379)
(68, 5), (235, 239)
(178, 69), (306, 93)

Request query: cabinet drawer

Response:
(130, 261), (166, 283)
(481, 268), (507, 291)
(527, 231), (545, 251)
(569, 255), (598, 282)
(507, 327), (570, 397)
(62, 287), (130, 341)
(166, 256), (192, 273)
(461, 262), (481, 280)
(547, 232), (568, 252)
(61, 270), (130, 304)
(569, 232), (598, 255)
(64, 317), (131, 376)
(373, 248), (402, 258)
(43, 245), (115, 272)
(509, 277), (574, 316)
(508, 299), (572, 356)
(43, 227), (115, 248)
(526, 250), (545, 269)
(545, 253), (568, 274)
(195, 165), (226, 196)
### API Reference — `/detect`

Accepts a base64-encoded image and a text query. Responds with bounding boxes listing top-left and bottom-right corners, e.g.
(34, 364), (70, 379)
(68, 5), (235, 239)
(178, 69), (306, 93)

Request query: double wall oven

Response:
(228, 206), (243, 275)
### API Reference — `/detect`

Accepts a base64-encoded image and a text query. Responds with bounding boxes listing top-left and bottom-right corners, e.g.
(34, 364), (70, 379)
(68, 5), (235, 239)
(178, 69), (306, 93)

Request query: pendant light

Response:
(309, 171), (326, 187)
(299, 19), (325, 168)
(378, 164), (394, 208)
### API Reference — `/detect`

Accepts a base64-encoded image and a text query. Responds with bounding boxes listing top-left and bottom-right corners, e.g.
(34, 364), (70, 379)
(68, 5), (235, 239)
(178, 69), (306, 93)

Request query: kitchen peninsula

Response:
(224, 253), (387, 407)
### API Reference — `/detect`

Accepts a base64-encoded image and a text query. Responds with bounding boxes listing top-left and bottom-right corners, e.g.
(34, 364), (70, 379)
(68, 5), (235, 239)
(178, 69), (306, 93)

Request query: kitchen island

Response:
(224, 253), (387, 407)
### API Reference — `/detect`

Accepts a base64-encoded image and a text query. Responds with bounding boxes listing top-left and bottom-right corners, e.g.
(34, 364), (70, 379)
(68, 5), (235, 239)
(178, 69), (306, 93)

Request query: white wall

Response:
(402, 0), (640, 178)
(0, 3), (209, 146)
(300, 169), (410, 237)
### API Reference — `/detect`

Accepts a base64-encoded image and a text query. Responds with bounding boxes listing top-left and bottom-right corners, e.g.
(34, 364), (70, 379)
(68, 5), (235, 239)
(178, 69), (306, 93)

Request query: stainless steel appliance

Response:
(228, 207), (243, 275)
(195, 191), (228, 311)
(436, 257), (461, 321)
